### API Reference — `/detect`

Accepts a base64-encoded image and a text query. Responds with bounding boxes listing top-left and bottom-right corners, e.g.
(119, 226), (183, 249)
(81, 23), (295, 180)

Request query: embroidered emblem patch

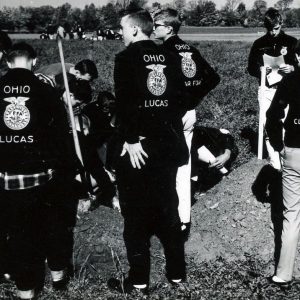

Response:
(280, 46), (288, 56)
(180, 52), (196, 78)
(146, 64), (167, 96)
(3, 97), (30, 130)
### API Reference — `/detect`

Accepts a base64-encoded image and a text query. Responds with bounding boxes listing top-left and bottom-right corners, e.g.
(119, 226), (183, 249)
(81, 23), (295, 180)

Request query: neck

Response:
(9, 58), (33, 70)
(164, 33), (176, 42)
(132, 34), (150, 44)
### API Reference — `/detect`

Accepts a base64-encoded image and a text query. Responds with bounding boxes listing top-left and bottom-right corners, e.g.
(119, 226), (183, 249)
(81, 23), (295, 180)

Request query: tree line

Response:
(0, 0), (299, 33)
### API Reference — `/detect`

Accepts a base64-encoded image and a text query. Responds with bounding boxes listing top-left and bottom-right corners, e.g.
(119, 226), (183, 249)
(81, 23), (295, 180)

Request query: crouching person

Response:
(0, 42), (78, 299)
(191, 127), (238, 192)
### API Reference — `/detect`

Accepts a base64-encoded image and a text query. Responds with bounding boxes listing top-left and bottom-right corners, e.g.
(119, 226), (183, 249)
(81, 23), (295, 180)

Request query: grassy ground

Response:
(1, 257), (300, 299)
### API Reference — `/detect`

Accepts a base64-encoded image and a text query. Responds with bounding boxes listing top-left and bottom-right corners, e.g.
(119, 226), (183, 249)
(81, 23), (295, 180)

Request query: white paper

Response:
(263, 54), (285, 85)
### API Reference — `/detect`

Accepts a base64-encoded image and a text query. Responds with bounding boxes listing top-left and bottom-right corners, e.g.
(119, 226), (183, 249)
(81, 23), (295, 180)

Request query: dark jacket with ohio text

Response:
(160, 35), (220, 109)
(266, 69), (300, 151)
(247, 31), (297, 87)
(0, 68), (77, 174)
(114, 40), (191, 167)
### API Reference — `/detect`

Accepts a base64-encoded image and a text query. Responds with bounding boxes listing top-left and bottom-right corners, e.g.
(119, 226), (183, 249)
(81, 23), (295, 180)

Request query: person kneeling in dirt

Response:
(0, 42), (78, 300)
(191, 127), (238, 193)
(36, 59), (98, 85)
(82, 91), (118, 209)
(56, 74), (116, 207)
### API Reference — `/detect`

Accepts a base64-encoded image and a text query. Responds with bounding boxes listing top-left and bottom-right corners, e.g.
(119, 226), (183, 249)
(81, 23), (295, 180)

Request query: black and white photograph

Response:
(1, 0), (300, 299)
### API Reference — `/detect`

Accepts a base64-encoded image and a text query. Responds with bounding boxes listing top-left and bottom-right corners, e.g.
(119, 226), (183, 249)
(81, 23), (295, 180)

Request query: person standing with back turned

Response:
(108, 7), (193, 296)
(153, 8), (220, 237)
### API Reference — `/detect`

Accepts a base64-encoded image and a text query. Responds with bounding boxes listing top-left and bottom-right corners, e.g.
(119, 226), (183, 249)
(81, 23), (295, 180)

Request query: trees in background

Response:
(0, 0), (299, 32)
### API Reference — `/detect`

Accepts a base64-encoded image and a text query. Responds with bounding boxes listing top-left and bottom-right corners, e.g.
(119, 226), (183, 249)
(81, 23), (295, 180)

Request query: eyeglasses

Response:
(153, 23), (166, 29)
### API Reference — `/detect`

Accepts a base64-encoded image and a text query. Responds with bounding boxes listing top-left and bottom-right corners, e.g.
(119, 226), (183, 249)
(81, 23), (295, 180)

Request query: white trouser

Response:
(276, 147), (300, 281)
(176, 109), (197, 224)
(259, 86), (288, 170)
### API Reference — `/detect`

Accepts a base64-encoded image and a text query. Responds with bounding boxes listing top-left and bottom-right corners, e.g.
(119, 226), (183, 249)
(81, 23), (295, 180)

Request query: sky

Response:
(0, 0), (299, 9)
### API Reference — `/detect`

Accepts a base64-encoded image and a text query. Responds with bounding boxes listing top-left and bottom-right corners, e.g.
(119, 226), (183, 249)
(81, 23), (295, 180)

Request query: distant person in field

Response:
(36, 59), (98, 84)
(265, 40), (300, 286)
(247, 8), (297, 170)
(153, 8), (220, 236)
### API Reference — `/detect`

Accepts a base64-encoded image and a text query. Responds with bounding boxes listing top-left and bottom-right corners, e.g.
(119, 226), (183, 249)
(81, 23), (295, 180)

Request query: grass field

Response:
(9, 26), (300, 41)
(1, 38), (258, 167)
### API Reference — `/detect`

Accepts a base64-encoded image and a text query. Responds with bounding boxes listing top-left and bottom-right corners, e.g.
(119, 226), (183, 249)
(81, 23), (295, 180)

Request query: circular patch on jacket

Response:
(4, 104), (30, 130)
(146, 64), (167, 96)
(280, 46), (287, 56)
(180, 52), (196, 78)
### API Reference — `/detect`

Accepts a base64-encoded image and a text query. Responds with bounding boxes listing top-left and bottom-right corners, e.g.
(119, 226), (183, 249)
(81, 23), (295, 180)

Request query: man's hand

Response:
(263, 66), (272, 75)
(209, 150), (231, 170)
(121, 141), (148, 169)
(279, 64), (294, 74)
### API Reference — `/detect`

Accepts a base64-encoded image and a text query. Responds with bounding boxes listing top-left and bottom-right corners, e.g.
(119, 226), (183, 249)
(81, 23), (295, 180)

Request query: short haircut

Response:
(97, 91), (116, 113)
(264, 8), (283, 30)
(120, 7), (153, 37)
(55, 73), (92, 103)
(97, 91), (115, 103)
(74, 59), (98, 80)
(0, 30), (12, 54)
(153, 8), (182, 34)
(6, 42), (37, 62)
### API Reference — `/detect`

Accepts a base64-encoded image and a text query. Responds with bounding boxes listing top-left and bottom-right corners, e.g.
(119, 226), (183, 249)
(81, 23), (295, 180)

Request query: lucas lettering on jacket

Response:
(0, 135), (34, 143)
(144, 100), (168, 107)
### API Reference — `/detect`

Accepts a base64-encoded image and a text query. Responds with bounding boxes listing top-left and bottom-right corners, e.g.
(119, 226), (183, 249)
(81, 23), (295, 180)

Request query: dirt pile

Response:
(187, 158), (275, 264)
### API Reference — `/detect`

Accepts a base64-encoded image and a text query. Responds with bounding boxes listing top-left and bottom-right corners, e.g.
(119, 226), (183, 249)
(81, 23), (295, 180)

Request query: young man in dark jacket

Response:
(0, 42), (77, 299)
(153, 8), (220, 233)
(108, 7), (192, 295)
(248, 8), (297, 170)
(266, 40), (300, 286)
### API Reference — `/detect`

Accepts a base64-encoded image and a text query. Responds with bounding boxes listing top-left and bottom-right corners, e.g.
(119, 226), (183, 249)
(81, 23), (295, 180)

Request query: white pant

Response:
(259, 87), (287, 170)
(276, 147), (300, 281)
(176, 110), (197, 224)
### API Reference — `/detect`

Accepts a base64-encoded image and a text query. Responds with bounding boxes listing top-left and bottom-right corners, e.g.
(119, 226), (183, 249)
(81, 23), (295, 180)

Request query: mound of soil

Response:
(74, 158), (290, 280)
(188, 158), (274, 263)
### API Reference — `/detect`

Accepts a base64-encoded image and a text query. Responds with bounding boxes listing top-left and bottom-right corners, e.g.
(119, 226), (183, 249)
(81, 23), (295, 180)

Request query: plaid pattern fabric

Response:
(0, 169), (54, 190)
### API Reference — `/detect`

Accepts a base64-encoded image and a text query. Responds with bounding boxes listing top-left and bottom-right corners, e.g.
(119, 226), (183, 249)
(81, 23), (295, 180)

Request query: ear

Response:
(6, 61), (12, 69)
(32, 58), (37, 67)
(132, 25), (138, 36)
(166, 26), (173, 35)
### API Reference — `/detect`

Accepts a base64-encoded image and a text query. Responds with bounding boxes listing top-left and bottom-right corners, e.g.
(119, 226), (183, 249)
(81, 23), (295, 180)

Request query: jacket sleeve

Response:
(195, 53), (220, 100)
(247, 40), (261, 79)
(114, 53), (140, 144)
(265, 80), (289, 151)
